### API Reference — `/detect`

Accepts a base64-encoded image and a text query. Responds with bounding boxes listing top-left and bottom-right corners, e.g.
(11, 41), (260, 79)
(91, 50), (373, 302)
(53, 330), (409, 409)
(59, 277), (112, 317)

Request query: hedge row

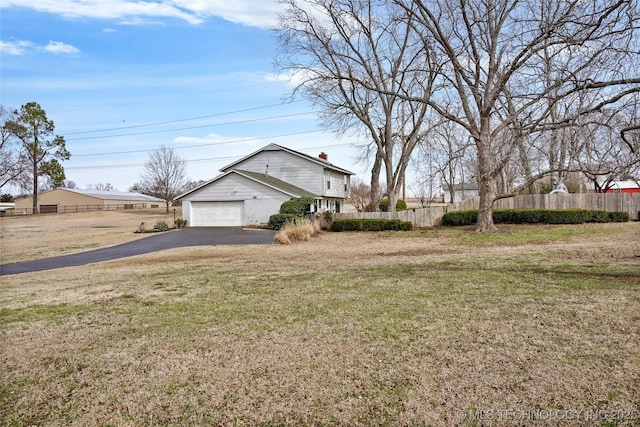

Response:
(332, 218), (412, 232)
(442, 208), (630, 226)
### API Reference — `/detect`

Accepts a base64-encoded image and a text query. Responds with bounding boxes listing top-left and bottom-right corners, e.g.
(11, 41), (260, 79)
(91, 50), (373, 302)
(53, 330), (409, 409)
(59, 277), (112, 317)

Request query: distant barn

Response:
(13, 188), (163, 215)
(606, 181), (640, 195)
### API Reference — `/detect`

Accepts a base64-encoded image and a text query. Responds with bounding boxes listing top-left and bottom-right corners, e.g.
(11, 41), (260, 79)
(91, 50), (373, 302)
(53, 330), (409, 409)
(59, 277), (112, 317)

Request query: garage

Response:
(190, 201), (244, 227)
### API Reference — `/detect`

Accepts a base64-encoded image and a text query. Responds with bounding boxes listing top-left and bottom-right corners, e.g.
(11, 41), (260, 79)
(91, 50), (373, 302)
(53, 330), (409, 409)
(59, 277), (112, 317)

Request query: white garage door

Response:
(191, 201), (244, 226)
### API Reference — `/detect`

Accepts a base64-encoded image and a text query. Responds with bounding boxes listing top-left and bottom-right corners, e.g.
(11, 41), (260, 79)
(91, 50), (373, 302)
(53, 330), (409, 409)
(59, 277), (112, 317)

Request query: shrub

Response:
(398, 221), (413, 231)
(588, 210), (611, 223)
(273, 231), (291, 245)
(267, 213), (300, 230)
(543, 209), (589, 224)
(515, 209), (546, 224)
(607, 211), (630, 222)
(332, 218), (412, 232)
(441, 210), (478, 226)
(321, 211), (334, 230)
(174, 218), (188, 229)
(273, 217), (321, 244)
(442, 208), (629, 226)
(153, 221), (169, 232)
(379, 198), (407, 212)
(279, 196), (316, 215)
(269, 196), (318, 230)
(491, 209), (514, 224)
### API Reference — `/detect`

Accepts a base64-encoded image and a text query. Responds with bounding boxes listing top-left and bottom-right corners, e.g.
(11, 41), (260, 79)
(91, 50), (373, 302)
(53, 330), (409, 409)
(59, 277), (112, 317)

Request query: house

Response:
(606, 180), (640, 194)
(176, 144), (354, 227)
(14, 188), (164, 214)
(449, 182), (479, 203)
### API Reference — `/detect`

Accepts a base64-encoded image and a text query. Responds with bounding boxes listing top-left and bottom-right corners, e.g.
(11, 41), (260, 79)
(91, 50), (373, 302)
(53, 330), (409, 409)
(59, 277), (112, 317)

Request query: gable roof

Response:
(219, 143), (355, 175)
(62, 188), (164, 202)
(452, 182), (479, 191)
(176, 169), (318, 200)
(15, 188), (164, 202)
(611, 180), (640, 190)
(235, 170), (317, 197)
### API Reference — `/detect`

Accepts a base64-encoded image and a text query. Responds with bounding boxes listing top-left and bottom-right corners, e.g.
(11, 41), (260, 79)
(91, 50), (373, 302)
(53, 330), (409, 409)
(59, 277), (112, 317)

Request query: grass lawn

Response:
(1, 213), (639, 426)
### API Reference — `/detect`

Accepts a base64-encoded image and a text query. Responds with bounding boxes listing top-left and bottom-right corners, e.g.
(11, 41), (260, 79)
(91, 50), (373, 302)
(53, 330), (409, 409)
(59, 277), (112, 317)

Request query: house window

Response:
(343, 175), (348, 192)
(325, 170), (331, 190)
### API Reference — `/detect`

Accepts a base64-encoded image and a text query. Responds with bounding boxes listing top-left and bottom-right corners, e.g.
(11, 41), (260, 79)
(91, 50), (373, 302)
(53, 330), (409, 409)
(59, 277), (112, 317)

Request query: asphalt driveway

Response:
(0, 227), (277, 276)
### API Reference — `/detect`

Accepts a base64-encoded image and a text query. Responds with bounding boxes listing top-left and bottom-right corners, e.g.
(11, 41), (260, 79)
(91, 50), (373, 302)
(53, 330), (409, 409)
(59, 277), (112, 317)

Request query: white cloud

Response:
(0, 40), (34, 55)
(264, 70), (308, 87)
(172, 0), (282, 28)
(0, 39), (79, 55)
(44, 41), (80, 55)
(1, 0), (204, 25)
(0, 0), (283, 27)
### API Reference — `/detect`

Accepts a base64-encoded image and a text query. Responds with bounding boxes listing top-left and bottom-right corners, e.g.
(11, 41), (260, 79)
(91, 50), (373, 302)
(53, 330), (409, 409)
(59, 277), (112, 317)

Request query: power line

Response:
(64, 100), (306, 135)
(73, 130), (323, 157)
(64, 143), (355, 170)
(66, 111), (317, 141)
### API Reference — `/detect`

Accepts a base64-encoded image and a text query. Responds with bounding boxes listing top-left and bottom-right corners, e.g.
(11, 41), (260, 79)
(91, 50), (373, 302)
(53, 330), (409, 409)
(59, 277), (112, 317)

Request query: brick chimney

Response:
(319, 152), (328, 161)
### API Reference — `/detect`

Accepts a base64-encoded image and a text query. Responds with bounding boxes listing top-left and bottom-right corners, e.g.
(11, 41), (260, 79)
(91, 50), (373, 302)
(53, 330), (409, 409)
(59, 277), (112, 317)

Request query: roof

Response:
(176, 169), (318, 200)
(452, 182), (479, 191)
(234, 170), (317, 197)
(611, 180), (640, 190)
(60, 188), (164, 202)
(219, 143), (355, 176)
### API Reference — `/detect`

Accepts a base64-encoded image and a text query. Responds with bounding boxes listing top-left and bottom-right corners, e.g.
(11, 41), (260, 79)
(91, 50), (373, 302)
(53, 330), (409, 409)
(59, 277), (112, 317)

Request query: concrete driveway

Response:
(0, 227), (277, 276)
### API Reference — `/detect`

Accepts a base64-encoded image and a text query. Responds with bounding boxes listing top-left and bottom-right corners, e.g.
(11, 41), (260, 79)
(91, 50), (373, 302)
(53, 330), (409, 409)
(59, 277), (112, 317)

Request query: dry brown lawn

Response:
(1, 212), (639, 426)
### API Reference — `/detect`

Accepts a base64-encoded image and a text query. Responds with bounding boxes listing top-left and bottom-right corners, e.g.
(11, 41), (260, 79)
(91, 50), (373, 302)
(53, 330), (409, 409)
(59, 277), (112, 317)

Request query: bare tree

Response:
(277, 0), (438, 212)
(413, 115), (476, 203)
(579, 106), (640, 192)
(138, 145), (187, 213)
(3, 102), (70, 213)
(0, 106), (25, 190)
(87, 182), (117, 191)
(347, 177), (383, 212)
(181, 179), (207, 194)
(390, 0), (640, 231)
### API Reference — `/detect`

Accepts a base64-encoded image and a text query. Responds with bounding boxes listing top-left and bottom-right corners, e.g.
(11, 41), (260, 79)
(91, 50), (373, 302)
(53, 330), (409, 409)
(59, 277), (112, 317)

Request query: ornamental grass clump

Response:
(273, 217), (321, 244)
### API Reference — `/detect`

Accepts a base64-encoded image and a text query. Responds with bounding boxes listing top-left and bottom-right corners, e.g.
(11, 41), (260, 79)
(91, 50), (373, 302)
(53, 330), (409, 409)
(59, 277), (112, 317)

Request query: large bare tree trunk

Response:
(475, 133), (497, 232)
(367, 152), (382, 212)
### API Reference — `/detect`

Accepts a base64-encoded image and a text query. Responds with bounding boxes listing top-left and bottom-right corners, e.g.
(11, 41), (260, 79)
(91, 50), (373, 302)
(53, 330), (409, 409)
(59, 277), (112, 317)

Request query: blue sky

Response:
(0, 0), (368, 191)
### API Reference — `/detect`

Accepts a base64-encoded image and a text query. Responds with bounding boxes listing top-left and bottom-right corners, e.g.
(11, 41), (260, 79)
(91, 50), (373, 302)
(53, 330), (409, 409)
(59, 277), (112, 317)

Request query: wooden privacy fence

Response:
(335, 193), (640, 228)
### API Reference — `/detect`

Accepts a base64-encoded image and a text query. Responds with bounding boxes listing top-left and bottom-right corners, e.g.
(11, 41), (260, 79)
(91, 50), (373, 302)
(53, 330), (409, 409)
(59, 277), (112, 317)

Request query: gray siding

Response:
(182, 173), (288, 202)
(324, 170), (350, 199)
(231, 151), (325, 195)
(182, 173), (292, 225)
(232, 150), (352, 198)
(244, 198), (286, 225)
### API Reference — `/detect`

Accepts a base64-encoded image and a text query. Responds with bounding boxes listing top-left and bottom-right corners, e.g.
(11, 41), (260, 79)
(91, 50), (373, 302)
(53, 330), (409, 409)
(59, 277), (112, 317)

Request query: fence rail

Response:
(1, 203), (160, 216)
(335, 193), (640, 228)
